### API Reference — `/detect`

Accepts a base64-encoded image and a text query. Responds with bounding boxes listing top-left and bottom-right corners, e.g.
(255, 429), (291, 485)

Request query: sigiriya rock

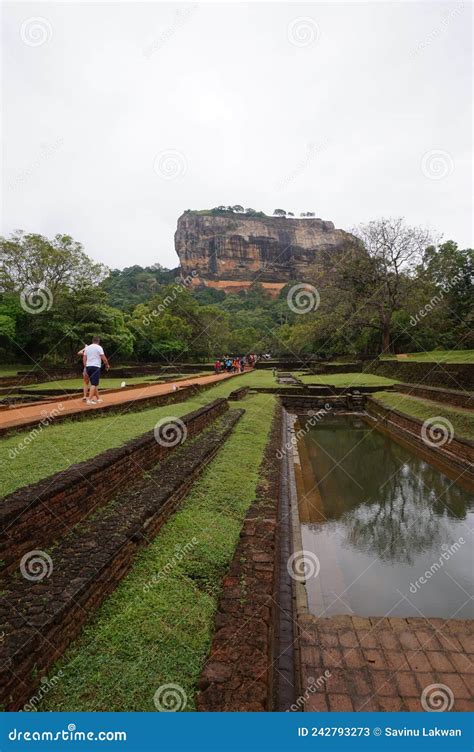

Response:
(175, 210), (358, 296)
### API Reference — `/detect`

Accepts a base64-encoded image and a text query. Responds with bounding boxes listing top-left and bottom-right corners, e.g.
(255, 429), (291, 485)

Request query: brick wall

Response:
(398, 383), (473, 410)
(366, 398), (474, 481)
(197, 405), (282, 712)
(0, 399), (228, 571)
(0, 409), (243, 710)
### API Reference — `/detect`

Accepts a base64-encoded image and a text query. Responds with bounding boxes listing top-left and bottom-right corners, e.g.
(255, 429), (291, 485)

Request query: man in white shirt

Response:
(83, 336), (109, 404)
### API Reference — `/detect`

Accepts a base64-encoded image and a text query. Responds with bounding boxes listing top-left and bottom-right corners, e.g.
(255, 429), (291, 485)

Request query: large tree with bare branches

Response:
(350, 217), (433, 352)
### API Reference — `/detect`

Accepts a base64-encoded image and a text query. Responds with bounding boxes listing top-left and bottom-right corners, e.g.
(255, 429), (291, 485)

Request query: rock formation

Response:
(175, 210), (358, 296)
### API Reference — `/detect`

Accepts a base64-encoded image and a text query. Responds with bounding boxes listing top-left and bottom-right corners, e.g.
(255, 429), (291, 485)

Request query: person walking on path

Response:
(83, 336), (109, 404)
(77, 344), (90, 401)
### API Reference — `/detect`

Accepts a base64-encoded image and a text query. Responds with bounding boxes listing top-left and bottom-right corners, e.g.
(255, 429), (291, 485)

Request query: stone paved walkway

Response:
(298, 614), (474, 711)
(0, 372), (236, 432)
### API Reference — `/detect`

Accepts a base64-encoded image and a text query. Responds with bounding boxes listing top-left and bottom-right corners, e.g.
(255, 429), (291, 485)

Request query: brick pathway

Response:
(0, 372), (236, 432)
(298, 614), (474, 712)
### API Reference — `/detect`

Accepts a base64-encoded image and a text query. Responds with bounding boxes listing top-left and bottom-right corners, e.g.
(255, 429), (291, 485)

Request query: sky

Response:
(1, 1), (472, 271)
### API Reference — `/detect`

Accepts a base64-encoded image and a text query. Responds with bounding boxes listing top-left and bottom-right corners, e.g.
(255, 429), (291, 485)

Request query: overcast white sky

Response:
(2, 1), (472, 270)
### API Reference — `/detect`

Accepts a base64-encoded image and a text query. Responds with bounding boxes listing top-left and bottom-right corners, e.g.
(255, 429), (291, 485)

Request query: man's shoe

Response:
(86, 399), (93, 404)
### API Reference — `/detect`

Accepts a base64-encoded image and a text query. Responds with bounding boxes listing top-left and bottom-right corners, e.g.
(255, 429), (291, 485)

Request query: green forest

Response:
(0, 217), (472, 367)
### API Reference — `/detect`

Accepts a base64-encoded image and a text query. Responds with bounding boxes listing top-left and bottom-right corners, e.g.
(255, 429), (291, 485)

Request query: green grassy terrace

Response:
(379, 350), (474, 364)
(39, 390), (276, 710)
(371, 391), (474, 441)
(295, 372), (399, 387)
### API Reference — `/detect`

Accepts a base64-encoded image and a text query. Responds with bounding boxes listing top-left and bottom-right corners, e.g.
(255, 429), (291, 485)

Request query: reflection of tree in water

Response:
(303, 420), (472, 565)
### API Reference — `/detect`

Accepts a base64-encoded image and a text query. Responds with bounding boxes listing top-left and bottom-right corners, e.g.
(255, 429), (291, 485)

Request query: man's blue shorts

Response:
(86, 366), (101, 386)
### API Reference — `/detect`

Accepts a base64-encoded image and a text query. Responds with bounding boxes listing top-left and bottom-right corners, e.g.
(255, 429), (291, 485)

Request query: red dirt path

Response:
(0, 372), (237, 432)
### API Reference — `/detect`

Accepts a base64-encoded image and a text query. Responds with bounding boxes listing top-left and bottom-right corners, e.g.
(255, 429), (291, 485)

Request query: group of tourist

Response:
(77, 339), (256, 407)
(214, 354), (256, 374)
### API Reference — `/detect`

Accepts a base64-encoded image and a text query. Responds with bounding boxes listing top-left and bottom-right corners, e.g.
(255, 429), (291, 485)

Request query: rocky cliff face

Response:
(175, 211), (358, 296)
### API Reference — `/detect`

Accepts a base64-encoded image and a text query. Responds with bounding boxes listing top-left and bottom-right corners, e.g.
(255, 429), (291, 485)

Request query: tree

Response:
(273, 209), (286, 216)
(351, 218), (433, 352)
(288, 212), (294, 217)
(232, 205), (244, 213)
(0, 231), (108, 294)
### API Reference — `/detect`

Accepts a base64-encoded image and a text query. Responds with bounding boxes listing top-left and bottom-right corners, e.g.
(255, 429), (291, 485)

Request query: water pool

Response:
(294, 415), (473, 619)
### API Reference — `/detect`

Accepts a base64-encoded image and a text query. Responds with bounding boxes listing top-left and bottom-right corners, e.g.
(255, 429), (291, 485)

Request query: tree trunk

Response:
(381, 327), (390, 353)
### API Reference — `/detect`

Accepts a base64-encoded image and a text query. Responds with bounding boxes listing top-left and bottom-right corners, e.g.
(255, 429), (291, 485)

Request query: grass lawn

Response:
(0, 377), (244, 498)
(0, 365), (28, 377)
(295, 372), (399, 387)
(39, 391), (276, 711)
(372, 391), (474, 441)
(27, 376), (161, 391)
(380, 350), (474, 364)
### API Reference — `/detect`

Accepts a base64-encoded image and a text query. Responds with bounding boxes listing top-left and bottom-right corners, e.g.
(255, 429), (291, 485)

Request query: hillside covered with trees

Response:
(0, 219), (472, 366)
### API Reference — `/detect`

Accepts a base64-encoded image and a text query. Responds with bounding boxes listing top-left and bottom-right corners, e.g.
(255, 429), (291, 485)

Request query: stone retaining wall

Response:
(228, 386), (250, 401)
(197, 404), (283, 711)
(398, 383), (473, 410)
(1, 410), (243, 710)
(0, 399), (228, 571)
(366, 398), (474, 484)
(367, 361), (473, 390)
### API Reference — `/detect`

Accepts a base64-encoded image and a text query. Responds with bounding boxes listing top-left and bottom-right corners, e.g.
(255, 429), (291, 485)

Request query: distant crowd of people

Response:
(214, 354), (257, 374)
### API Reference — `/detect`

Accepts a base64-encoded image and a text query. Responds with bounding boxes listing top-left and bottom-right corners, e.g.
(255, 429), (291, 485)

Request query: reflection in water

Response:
(296, 416), (474, 618)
